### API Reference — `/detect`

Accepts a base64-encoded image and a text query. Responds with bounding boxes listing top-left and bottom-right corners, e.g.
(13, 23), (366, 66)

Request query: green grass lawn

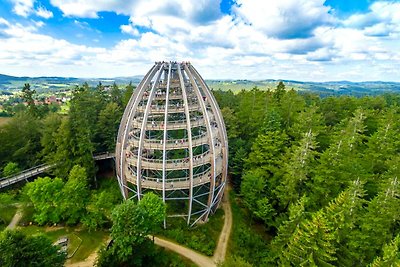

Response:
(0, 205), (17, 231)
(160, 208), (225, 256)
(71, 229), (108, 262)
(17, 225), (108, 262)
(67, 233), (82, 258)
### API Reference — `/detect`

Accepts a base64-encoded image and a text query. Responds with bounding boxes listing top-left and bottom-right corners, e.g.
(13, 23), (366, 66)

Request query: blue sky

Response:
(0, 0), (399, 81)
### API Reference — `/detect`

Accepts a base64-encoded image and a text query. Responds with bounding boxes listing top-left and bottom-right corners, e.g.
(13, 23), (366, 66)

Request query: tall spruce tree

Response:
(369, 235), (400, 267)
(348, 177), (400, 264)
(276, 129), (318, 207)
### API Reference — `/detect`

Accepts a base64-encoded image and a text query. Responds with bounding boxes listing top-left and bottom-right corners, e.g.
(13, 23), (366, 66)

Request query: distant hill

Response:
(1, 74), (400, 96)
(0, 74), (143, 92)
(207, 79), (400, 96)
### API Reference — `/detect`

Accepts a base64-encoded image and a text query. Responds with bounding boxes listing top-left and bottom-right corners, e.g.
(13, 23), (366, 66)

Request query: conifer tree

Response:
(270, 196), (308, 261)
(278, 180), (366, 266)
(363, 109), (400, 177)
(348, 177), (400, 264)
(369, 235), (400, 267)
(276, 129), (318, 207)
(312, 109), (368, 208)
(274, 81), (286, 103)
(289, 105), (325, 142)
(281, 211), (337, 266)
(21, 83), (39, 117)
(110, 82), (123, 107)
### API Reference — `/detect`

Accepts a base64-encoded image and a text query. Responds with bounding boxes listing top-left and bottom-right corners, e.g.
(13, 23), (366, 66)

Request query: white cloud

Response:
(364, 23), (394, 37)
(2, 1), (400, 81)
(36, 6), (53, 19)
(33, 20), (45, 28)
(120, 24), (139, 36)
(344, 1), (400, 36)
(306, 48), (336, 62)
(49, 0), (222, 23)
(10, 0), (53, 19)
(11, 0), (34, 17)
(0, 17), (10, 26)
(49, 0), (110, 18)
(233, 0), (335, 39)
(74, 20), (90, 29)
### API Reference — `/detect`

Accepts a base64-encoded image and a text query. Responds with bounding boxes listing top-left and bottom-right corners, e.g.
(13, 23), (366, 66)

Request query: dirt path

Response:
(154, 237), (215, 267)
(212, 187), (232, 264)
(155, 185), (233, 267)
(6, 207), (23, 230)
(66, 186), (233, 267)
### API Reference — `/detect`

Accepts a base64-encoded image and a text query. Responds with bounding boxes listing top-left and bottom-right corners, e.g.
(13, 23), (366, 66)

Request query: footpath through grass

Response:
(0, 205), (17, 231)
(160, 208), (225, 256)
(0, 190), (20, 231)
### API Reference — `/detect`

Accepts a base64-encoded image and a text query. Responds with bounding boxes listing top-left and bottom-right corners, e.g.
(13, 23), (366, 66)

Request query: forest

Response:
(0, 81), (400, 266)
(214, 83), (400, 266)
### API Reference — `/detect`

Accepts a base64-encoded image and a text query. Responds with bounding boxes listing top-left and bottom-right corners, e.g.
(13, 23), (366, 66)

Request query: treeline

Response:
(0, 82), (134, 178)
(214, 83), (400, 266)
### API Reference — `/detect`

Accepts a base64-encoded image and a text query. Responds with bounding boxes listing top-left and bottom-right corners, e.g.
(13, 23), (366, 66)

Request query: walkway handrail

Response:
(0, 152), (115, 188)
(0, 163), (47, 182)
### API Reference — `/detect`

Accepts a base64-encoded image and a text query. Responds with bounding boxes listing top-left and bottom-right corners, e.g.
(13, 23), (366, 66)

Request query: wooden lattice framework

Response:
(115, 62), (228, 226)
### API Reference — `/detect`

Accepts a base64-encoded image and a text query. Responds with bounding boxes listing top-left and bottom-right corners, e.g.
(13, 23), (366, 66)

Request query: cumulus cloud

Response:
(364, 23), (394, 37)
(306, 48), (336, 62)
(49, 0), (222, 23)
(0, 17), (10, 26)
(232, 0), (335, 39)
(10, 0), (53, 19)
(0, 18), (101, 69)
(343, 1), (400, 37)
(0, 17), (187, 77)
(48, 0), (124, 18)
(36, 6), (53, 19)
(120, 24), (139, 36)
(2, 0), (400, 81)
(11, 0), (34, 17)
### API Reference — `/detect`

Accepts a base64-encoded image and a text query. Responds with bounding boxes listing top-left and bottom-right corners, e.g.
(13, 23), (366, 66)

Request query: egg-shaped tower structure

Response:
(116, 61), (228, 227)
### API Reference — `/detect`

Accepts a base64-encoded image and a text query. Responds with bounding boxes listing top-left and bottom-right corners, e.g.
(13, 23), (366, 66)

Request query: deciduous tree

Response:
(0, 230), (66, 267)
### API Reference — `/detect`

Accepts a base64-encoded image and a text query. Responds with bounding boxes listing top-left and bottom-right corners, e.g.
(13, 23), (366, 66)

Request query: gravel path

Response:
(65, 186), (233, 267)
(6, 206), (22, 230)
(212, 187), (232, 264)
(155, 185), (233, 267)
(155, 237), (215, 267)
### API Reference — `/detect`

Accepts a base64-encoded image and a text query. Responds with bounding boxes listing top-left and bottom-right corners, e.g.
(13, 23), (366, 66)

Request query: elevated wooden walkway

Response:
(0, 152), (115, 189)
